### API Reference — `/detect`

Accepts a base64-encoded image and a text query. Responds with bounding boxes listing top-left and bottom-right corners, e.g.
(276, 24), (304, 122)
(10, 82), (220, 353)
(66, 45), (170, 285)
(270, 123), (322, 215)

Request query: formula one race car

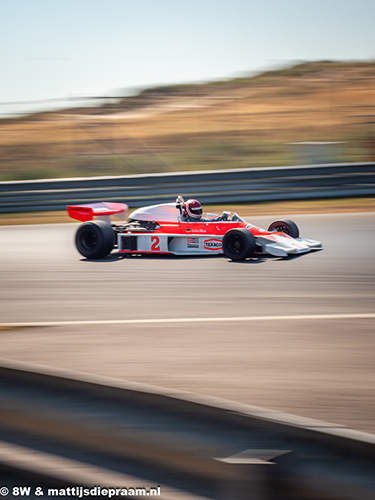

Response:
(67, 197), (322, 261)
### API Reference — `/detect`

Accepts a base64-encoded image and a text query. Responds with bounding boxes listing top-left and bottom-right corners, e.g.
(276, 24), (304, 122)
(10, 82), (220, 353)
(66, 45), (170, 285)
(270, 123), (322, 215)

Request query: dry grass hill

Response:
(1, 61), (375, 181)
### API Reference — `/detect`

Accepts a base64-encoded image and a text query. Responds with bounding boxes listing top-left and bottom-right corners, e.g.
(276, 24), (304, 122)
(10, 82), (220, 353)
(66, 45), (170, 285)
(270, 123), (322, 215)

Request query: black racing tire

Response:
(75, 221), (115, 259)
(267, 219), (299, 238)
(222, 228), (256, 261)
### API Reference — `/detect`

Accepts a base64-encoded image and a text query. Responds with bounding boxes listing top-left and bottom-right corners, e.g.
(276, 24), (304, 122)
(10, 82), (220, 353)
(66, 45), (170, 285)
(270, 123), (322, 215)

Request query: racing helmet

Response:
(185, 199), (203, 219)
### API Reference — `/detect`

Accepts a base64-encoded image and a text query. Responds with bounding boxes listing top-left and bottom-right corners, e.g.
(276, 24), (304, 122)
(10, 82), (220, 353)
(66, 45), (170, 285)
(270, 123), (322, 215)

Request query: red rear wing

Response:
(67, 202), (128, 222)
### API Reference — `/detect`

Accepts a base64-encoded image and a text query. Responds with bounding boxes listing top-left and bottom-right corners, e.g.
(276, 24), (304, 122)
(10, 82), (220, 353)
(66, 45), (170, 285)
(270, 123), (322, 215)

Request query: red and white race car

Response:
(67, 197), (322, 261)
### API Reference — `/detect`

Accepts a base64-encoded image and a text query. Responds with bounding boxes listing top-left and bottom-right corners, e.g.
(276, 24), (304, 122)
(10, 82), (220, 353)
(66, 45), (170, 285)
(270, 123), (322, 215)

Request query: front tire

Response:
(222, 228), (256, 261)
(268, 219), (299, 238)
(75, 221), (114, 259)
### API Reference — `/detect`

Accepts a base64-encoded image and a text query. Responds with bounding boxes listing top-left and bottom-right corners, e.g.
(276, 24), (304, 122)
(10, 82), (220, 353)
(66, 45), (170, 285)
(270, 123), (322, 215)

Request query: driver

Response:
(184, 199), (203, 220)
(176, 196), (229, 222)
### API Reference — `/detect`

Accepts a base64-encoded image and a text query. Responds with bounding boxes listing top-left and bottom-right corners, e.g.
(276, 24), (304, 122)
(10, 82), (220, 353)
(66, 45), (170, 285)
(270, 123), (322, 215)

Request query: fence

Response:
(1, 162), (374, 213)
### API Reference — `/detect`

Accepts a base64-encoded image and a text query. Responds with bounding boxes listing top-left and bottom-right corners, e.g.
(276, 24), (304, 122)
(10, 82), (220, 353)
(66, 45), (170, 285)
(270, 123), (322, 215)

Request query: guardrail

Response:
(0, 358), (375, 500)
(1, 162), (375, 213)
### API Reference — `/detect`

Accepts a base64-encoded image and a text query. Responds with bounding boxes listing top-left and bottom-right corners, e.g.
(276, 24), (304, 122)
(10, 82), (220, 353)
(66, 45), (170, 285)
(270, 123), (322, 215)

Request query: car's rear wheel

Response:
(267, 219), (299, 238)
(75, 221), (115, 259)
(222, 228), (256, 261)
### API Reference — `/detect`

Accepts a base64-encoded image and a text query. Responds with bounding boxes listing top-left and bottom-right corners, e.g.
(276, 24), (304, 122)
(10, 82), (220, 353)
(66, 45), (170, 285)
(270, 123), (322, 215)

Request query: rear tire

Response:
(75, 221), (114, 259)
(267, 219), (299, 238)
(222, 228), (256, 261)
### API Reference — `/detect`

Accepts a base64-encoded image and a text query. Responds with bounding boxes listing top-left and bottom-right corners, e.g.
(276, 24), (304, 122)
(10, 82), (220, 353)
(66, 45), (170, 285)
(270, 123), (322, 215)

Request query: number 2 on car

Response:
(151, 236), (160, 251)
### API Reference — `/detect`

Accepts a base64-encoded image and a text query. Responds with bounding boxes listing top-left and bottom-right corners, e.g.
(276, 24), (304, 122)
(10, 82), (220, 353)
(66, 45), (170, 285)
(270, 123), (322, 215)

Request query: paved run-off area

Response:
(0, 212), (374, 433)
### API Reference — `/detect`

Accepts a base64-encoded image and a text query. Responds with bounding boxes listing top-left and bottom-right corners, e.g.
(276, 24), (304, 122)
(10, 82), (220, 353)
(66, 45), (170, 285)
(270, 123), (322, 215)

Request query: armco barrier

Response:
(1, 358), (375, 499)
(0, 162), (374, 213)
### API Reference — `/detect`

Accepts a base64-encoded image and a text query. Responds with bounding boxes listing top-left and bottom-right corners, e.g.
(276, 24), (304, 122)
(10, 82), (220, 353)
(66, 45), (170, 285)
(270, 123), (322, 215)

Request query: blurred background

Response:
(1, 60), (375, 181)
(0, 0), (374, 181)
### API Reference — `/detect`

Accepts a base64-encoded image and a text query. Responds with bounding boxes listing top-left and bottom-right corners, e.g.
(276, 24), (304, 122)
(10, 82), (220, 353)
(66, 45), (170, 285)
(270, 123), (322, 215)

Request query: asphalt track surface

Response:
(1, 213), (375, 432)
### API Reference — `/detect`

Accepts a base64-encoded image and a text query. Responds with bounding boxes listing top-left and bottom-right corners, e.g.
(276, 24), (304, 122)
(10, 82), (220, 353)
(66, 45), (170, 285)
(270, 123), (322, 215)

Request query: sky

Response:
(1, 0), (374, 116)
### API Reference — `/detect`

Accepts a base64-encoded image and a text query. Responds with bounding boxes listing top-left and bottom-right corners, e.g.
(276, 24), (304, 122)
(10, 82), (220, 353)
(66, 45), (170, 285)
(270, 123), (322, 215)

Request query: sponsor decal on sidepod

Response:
(204, 239), (222, 250)
(187, 237), (199, 248)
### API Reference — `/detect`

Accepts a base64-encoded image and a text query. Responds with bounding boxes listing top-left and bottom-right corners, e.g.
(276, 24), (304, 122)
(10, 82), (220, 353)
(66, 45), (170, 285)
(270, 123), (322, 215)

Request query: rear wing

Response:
(67, 202), (128, 222)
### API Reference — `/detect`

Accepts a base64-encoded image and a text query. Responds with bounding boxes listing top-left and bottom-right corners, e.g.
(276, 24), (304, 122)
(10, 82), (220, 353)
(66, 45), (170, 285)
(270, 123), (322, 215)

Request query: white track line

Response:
(1, 313), (374, 328)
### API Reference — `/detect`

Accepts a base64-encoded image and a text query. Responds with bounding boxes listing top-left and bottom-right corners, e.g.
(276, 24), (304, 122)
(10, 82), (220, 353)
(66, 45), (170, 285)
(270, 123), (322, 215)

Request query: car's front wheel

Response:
(267, 219), (299, 238)
(75, 221), (115, 259)
(222, 228), (256, 261)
